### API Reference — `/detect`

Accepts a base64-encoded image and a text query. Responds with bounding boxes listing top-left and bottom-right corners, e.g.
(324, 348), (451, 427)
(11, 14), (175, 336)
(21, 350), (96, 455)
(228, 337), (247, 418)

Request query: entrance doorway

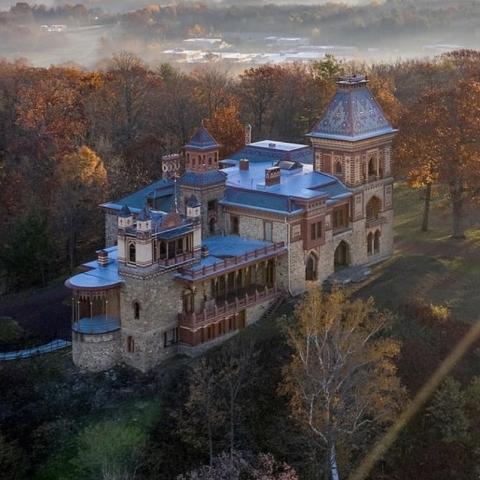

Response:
(334, 241), (350, 271)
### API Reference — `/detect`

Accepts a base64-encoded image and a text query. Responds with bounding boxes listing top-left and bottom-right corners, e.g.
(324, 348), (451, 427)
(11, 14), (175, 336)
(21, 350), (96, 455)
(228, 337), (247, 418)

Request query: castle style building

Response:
(66, 75), (397, 372)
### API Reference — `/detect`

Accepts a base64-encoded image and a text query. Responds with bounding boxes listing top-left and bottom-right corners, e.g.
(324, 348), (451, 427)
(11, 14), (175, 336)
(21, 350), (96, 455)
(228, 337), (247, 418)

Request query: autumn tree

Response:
(205, 98), (245, 158)
(239, 66), (278, 140)
(398, 80), (480, 238)
(281, 287), (404, 480)
(395, 89), (440, 231)
(54, 146), (107, 271)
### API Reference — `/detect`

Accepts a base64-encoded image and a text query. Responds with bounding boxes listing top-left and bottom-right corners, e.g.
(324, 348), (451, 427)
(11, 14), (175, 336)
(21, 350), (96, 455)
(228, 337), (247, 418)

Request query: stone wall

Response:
(72, 330), (121, 372)
(120, 271), (184, 372)
(105, 212), (118, 247)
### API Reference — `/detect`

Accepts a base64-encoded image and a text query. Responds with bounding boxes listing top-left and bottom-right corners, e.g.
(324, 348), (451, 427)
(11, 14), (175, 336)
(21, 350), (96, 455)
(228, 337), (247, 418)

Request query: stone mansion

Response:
(66, 75), (397, 372)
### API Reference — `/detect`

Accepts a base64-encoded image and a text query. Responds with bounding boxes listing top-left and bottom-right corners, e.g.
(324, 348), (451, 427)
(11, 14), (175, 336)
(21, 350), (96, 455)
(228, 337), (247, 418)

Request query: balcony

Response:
(366, 216), (387, 228)
(157, 251), (198, 268)
(176, 242), (286, 282)
(178, 285), (279, 329)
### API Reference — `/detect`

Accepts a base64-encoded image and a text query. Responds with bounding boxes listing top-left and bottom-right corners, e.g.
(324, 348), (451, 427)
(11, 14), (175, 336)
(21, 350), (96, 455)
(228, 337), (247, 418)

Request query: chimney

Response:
(265, 166), (281, 186)
(244, 123), (252, 145)
(239, 158), (249, 171)
(97, 250), (109, 267)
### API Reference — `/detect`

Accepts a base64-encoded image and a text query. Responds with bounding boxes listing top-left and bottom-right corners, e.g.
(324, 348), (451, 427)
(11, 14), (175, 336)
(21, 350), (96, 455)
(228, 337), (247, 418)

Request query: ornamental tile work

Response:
(308, 75), (396, 141)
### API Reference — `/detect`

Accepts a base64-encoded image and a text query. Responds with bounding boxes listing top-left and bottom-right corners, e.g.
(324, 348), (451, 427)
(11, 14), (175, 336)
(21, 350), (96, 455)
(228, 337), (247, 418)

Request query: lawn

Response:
(356, 183), (480, 323)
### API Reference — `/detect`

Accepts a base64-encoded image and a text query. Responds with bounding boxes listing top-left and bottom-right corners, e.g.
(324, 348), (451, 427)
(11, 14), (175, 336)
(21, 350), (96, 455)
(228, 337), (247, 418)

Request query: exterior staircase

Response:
(261, 291), (288, 322)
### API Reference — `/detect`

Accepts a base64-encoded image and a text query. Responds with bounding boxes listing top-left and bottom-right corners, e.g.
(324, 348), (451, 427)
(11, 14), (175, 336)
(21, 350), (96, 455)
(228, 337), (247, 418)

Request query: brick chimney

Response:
(97, 250), (109, 267)
(265, 166), (281, 186)
(239, 158), (249, 171)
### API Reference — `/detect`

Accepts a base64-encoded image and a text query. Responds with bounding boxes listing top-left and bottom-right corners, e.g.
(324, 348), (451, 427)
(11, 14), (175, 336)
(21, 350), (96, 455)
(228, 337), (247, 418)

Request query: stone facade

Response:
(105, 212), (118, 247)
(72, 330), (121, 372)
(66, 75), (397, 374)
(120, 271), (184, 372)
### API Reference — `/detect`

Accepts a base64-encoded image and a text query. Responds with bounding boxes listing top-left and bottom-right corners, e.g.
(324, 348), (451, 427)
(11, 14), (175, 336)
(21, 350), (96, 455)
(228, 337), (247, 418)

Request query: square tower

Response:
(307, 75), (397, 188)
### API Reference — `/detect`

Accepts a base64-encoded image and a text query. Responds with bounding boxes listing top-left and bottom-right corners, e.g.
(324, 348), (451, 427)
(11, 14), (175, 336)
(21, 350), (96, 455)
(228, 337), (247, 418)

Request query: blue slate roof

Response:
(185, 126), (219, 150)
(66, 247), (122, 290)
(308, 76), (396, 141)
(180, 170), (226, 187)
(101, 178), (174, 213)
(222, 188), (302, 214)
(229, 141), (313, 164)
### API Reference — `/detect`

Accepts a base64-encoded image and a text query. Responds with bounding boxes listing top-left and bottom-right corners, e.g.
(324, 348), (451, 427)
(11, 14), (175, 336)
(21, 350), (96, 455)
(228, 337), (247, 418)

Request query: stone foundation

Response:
(72, 330), (121, 372)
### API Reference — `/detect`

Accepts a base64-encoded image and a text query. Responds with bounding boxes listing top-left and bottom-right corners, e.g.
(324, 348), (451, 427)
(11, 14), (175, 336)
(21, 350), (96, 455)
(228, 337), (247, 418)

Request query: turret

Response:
(186, 194), (202, 253)
(118, 204), (134, 228)
(184, 126), (221, 173)
(136, 208), (152, 233)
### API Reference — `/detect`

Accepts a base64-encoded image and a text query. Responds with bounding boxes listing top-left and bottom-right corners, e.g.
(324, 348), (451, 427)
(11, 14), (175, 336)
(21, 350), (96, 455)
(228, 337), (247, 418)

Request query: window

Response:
(310, 221), (322, 241)
(335, 161), (342, 174)
(209, 218), (216, 234)
(367, 232), (373, 256)
(374, 230), (381, 254)
(264, 221), (273, 242)
(164, 327), (178, 347)
(133, 301), (140, 319)
(208, 156), (212, 165)
(127, 336), (135, 353)
(208, 200), (217, 211)
(305, 253), (318, 281)
(368, 157), (376, 176)
(129, 243), (136, 263)
(231, 215), (239, 235)
(333, 205), (349, 230)
(366, 197), (382, 220)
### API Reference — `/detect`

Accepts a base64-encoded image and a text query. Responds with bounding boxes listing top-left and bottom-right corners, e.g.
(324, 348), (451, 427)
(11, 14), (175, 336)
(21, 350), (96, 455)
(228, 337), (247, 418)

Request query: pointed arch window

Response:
(129, 243), (136, 263)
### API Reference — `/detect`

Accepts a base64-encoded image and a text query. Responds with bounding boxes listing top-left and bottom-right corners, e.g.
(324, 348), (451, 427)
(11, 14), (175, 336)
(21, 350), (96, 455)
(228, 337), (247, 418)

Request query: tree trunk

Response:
(451, 181), (466, 239)
(421, 182), (432, 232)
(330, 445), (340, 480)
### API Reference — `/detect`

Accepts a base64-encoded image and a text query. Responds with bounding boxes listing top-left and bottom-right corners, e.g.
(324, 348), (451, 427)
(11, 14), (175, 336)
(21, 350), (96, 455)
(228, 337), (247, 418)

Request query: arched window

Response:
(133, 301), (140, 319)
(209, 218), (216, 234)
(335, 161), (342, 175)
(366, 196), (382, 220)
(367, 232), (373, 256)
(374, 230), (381, 254)
(129, 243), (136, 263)
(368, 157), (376, 176)
(305, 253), (318, 281)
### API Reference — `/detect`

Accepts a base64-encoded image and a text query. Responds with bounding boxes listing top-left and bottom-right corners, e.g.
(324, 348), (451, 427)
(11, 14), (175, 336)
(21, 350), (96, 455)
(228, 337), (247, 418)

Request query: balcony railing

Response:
(176, 242), (286, 281)
(157, 251), (197, 268)
(366, 216), (387, 228)
(178, 285), (279, 328)
(72, 315), (120, 335)
(333, 225), (352, 236)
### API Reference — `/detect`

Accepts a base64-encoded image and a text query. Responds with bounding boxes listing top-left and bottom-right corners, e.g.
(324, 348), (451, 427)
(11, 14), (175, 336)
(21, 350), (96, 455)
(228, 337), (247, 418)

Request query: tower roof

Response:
(186, 194), (200, 208)
(180, 170), (227, 187)
(118, 204), (131, 217)
(185, 126), (220, 151)
(307, 74), (396, 142)
(137, 207), (151, 221)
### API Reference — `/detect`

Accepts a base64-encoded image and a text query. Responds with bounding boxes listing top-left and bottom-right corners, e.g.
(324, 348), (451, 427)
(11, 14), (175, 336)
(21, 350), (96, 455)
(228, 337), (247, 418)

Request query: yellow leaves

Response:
(281, 286), (405, 446)
(56, 146), (107, 189)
